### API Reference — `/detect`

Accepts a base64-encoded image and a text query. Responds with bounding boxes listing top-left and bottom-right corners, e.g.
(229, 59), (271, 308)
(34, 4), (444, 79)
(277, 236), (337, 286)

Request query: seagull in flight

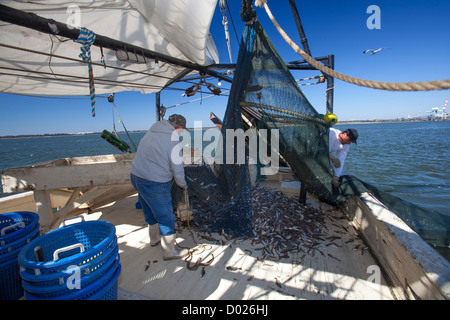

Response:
(363, 47), (390, 55)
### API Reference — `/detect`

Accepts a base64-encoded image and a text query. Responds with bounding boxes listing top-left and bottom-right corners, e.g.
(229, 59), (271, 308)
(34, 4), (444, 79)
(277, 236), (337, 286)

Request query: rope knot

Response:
(73, 28), (97, 117)
(74, 27), (96, 61)
(254, 0), (266, 8)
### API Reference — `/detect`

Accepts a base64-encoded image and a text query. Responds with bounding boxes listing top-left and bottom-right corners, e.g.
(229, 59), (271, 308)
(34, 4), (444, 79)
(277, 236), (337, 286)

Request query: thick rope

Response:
(256, 0), (450, 91)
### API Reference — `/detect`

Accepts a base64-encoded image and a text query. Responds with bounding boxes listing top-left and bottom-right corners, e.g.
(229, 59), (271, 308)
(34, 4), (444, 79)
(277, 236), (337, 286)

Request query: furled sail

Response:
(0, 0), (219, 96)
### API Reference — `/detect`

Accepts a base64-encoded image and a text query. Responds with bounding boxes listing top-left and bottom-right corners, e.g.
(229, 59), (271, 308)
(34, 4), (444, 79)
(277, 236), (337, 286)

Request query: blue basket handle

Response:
(53, 243), (85, 261)
(61, 215), (85, 227)
(1, 221), (25, 236)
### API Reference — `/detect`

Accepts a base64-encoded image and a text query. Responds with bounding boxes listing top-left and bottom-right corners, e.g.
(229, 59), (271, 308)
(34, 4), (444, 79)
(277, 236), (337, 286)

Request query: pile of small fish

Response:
(249, 186), (328, 260)
(182, 185), (343, 259)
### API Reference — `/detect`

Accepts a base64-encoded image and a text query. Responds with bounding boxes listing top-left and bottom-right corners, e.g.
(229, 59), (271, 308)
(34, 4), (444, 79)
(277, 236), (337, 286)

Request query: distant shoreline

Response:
(0, 131), (143, 140)
(0, 120), (447, 139)
(337, 118), (450, 125)
(0, 127), (219, 139)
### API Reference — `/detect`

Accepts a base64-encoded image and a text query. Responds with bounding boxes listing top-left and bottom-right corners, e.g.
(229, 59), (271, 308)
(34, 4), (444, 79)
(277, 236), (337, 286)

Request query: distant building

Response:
(427, 99), (448, 120)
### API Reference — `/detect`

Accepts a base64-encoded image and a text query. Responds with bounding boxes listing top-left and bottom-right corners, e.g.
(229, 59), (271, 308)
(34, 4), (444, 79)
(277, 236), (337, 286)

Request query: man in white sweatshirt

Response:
(329, 128), (358, 187)
(130, 114), (189, 260)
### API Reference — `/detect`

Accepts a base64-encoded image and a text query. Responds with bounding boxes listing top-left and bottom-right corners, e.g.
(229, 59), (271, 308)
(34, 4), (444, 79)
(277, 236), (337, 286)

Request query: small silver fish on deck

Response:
(226, 266), (242, 271)
(144, 260), (151, 271)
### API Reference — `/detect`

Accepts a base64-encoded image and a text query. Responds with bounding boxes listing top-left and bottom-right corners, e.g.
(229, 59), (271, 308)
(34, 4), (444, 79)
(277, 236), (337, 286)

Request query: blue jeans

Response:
(130, 174), (175, 236)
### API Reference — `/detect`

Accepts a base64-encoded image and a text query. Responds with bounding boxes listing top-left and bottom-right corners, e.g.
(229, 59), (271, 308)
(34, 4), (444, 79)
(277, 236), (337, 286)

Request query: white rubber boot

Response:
(148, 223), (161, 247)
(161, 234), (189, 260)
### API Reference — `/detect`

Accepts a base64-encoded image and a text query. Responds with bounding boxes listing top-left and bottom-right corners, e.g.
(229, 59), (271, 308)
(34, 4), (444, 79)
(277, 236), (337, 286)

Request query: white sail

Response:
(0, 0), (219, 95)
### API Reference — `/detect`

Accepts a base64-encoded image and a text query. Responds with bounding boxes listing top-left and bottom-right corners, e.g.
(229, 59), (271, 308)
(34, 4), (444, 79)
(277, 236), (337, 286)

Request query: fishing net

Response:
(172, 161), (253, 237)
(172, 18), (449, 258)
(172, 19), (334, 237)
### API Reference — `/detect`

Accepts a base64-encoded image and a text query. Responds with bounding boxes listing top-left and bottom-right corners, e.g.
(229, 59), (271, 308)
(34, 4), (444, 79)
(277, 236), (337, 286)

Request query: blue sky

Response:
(0, 0), (449, 135)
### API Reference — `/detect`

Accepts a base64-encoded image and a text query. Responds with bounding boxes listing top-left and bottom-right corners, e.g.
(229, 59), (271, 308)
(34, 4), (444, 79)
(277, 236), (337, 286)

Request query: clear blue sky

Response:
(0, 0), (449, 136)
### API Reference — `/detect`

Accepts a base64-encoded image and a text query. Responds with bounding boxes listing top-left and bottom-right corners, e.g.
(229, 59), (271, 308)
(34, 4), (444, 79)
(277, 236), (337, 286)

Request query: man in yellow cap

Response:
(130, 114), (190, 260)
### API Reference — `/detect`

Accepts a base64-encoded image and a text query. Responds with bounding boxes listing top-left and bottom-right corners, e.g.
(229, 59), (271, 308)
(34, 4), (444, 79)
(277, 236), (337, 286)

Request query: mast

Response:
(288, 0), (334, 115)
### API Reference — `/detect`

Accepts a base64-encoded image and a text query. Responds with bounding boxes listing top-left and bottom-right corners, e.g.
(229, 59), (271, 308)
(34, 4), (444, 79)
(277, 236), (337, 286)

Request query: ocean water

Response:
(1, 121), (449, 257)
(1, 122), (449, 215)
(334, 121), (449, 218)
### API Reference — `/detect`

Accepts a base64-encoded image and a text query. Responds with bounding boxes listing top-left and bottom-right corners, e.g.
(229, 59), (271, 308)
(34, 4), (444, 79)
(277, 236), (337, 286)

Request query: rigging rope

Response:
(73, 28), (97, 116)
(226, 0), (241, 47)
(167, 90), (231, 110)
(220, 0), (233, 63)
(107, 93), (137, 152)
(256, 0), (450, 91)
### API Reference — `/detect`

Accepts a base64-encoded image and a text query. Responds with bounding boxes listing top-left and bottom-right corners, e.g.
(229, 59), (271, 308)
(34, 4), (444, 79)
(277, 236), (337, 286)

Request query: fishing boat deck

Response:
(77, 182), (395, 300)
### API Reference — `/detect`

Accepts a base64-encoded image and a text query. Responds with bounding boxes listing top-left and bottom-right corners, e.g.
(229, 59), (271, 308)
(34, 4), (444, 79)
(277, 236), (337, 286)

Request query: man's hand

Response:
(330, 155), (341, 168)
(331, 175), (341, 188)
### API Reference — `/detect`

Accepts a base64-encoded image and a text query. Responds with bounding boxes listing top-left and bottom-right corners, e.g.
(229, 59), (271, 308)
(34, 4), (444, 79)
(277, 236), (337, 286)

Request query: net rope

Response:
(256, 0), (450, 91)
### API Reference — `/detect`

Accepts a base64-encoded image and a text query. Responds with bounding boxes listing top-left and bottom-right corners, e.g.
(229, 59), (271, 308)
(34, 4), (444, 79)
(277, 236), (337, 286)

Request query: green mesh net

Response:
(172, 20), (449, 258)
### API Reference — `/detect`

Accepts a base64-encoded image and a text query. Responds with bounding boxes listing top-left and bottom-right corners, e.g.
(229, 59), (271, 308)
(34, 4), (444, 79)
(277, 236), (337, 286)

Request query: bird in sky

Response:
(363, 47), (390, 55)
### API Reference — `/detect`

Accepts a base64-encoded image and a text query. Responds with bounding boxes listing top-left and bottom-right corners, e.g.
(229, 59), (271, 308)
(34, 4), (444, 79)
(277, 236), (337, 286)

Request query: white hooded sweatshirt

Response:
(131, 120), (187, 188)
(329, 127), (350, 177)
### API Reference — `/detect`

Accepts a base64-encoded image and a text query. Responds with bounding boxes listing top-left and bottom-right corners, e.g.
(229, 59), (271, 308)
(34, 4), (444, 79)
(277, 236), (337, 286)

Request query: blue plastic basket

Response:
(0, 211), (40, 245)
(24, 259), (121, 300)
(88, 263), (121, 300)
(21, 244), (119, 297)
(0, 225), (40, 264)
(19, 216), (120, 300)
(0, 256), (24, 300)
(0, 211), (40, 300)
(19, 217), (117, 277)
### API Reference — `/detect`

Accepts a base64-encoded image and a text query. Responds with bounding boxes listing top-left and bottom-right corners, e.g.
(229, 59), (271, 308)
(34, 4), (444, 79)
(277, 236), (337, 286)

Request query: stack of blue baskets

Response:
(0, 211), (40, 300)
(18, 216), (121, 300)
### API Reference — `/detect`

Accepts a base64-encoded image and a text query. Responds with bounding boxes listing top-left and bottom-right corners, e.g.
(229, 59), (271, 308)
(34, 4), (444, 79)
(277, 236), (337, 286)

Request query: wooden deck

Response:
(77, 191), (395, 300)
(3, 156), (447, 300)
